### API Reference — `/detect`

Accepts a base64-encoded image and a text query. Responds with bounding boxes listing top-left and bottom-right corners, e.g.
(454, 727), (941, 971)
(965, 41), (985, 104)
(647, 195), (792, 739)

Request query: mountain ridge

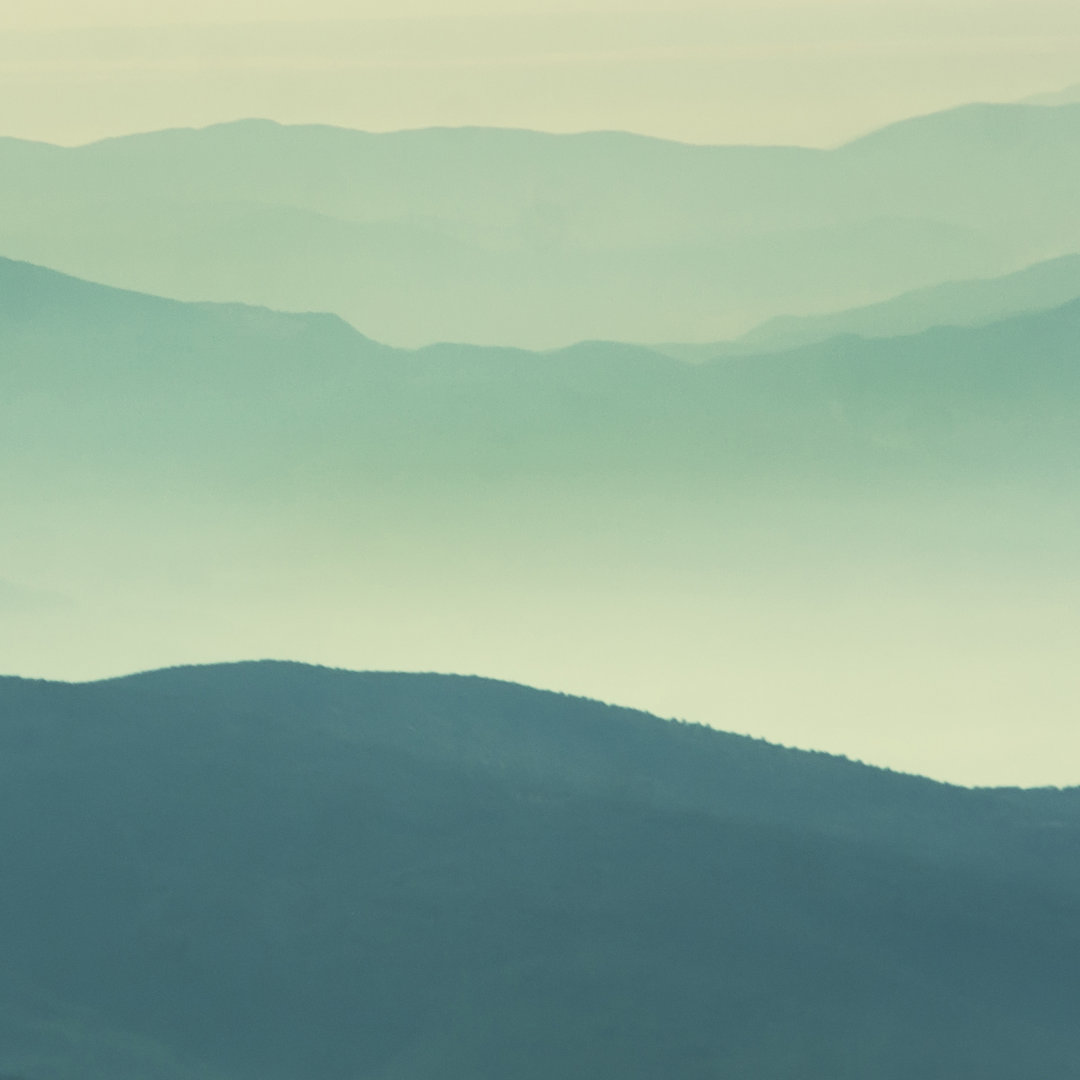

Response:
(657, 251), (1080, 359)
(17, 657), (1079, 794)
(2, 660), (1079, 1078)
(9, 250), (1080, 364)
(7, 252), (1080, 488)
(14, 99), (1080, 155)
(5, 100), (1079, 347)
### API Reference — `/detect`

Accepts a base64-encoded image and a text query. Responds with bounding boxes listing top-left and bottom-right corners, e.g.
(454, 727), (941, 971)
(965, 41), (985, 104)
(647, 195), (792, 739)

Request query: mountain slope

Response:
(1, 662), (1078, 1080)
(4, 103), (1080, 346)
(1025, 83), (1080, 106)
(660, 252), (1080, 357)
(5, 254), (1080, 487)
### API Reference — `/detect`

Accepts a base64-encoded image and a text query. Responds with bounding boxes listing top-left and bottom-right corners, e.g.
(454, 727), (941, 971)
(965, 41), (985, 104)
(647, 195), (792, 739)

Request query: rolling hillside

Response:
(1, 662), (1078, 1079)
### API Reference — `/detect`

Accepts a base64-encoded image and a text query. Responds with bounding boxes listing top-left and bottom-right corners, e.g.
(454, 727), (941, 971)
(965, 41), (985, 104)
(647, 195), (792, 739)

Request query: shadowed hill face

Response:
(3, 103), (1080, 347)
(0, 662), (1079, 1080)
(5, 257), (1080, 783)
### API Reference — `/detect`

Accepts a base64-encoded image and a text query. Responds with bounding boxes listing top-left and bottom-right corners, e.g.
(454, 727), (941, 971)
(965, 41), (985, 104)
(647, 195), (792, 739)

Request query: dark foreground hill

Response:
(1, 662), (1079, 1079)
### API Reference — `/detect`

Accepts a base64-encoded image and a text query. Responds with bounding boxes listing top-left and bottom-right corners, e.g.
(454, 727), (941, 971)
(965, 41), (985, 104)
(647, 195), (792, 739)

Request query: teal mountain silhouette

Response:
(4, 254), (1080, 488)
(659, 251), (1080, 360)
(1, 661), (1078, 1079)
(3, 102), (1080, 347)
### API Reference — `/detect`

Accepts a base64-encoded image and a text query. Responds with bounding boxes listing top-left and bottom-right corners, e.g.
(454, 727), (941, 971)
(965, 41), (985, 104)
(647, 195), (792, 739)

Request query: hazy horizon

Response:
(2, 1), (1079, 147)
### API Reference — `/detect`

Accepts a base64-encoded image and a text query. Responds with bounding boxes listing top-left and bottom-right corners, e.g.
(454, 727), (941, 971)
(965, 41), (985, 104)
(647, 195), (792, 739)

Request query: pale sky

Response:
(1, 0), (1079, 145)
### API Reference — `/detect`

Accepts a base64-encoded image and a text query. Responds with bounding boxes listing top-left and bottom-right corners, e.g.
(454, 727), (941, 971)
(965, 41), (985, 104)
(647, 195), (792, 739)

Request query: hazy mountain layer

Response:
(3, 103), (1080, 346)
(1, 662), (1078, 1080)
(1026, 83), (1080, 105)
(5, 255), (1080, 486)
(659, 252), (1080, 360)
(4, 257), (1080, 783)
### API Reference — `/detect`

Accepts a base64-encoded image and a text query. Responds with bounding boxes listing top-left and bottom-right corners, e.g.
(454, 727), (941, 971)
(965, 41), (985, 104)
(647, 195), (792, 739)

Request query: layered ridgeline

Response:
(660, 251), (1080, 360)
(3, 103), (1080, 347)
(1026, 84), (1080, 105)
(1, 662), (1079, 1080)
(4, 256), (1080, 783)
(5, 254), (1080, 485)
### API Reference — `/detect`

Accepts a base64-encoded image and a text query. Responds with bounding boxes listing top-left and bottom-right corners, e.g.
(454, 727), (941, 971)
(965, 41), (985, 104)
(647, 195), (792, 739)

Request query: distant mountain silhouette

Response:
(0, 661), (1078, 1080)
(5, 254), (1080, 488)
(1025, 83), (1080, 106)
(657, 252), (1080, 359)
(4, 103), (1080, 347)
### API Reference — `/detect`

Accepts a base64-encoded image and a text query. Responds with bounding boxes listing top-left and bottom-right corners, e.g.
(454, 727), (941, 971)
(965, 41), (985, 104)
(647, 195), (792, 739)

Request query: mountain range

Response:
(1, 661), (1078, 1079)
(5, 57), (1080, 1080)
(661, 251), (1080, 359)
(7, 253), (1080, 485)
(4, 102), (1080, 347)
